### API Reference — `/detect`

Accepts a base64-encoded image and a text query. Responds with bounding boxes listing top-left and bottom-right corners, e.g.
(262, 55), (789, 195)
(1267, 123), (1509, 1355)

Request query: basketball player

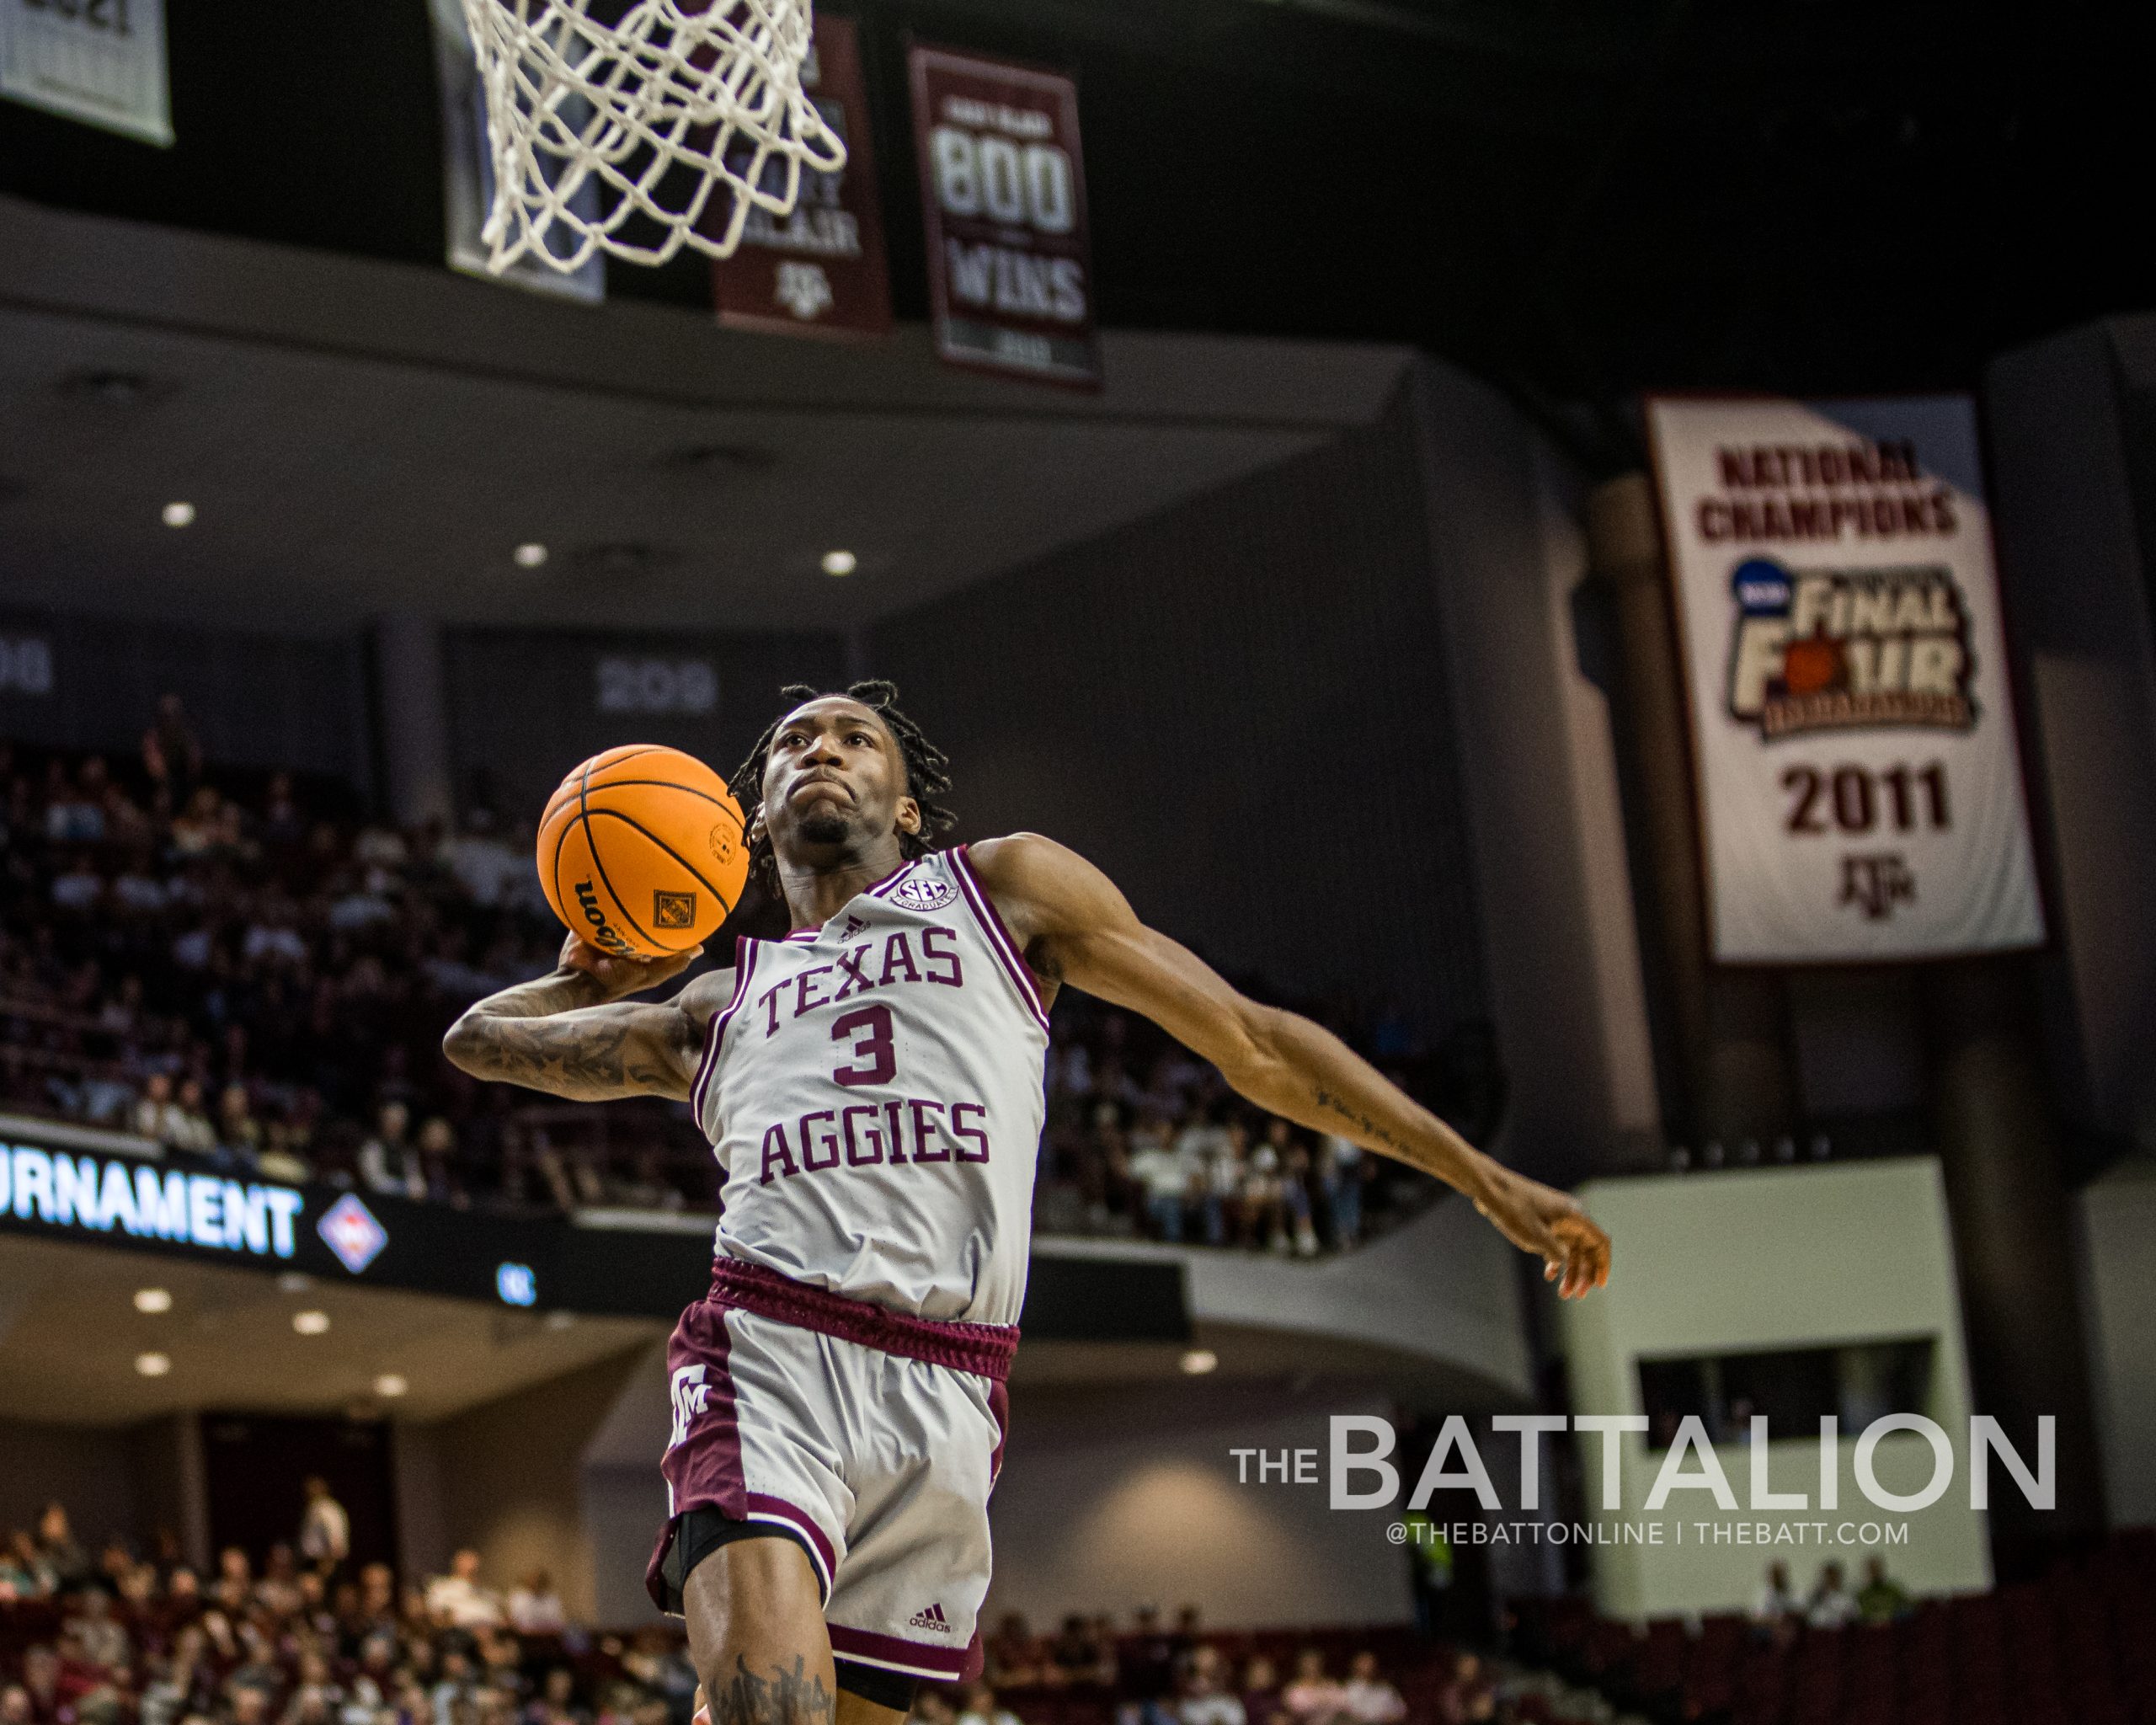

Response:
(444, 681), (1609, 1725)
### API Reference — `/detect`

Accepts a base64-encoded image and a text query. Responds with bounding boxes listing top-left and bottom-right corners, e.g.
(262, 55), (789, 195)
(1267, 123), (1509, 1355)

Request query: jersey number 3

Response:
(830, 1004), (896, 1087)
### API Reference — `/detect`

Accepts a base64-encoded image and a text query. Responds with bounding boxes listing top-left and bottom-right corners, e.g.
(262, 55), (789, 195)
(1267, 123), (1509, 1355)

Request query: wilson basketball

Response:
(536, 745), (750, 959)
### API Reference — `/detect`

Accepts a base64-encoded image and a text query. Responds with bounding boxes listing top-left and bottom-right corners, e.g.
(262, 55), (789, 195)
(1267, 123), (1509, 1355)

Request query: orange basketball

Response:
(536, 745), (750, 959)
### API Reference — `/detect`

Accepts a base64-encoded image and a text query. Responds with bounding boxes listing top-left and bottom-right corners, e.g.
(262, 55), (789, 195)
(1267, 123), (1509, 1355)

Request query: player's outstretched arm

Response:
(970, 833), (1610, 1298)
(441, 934), (726, 1103)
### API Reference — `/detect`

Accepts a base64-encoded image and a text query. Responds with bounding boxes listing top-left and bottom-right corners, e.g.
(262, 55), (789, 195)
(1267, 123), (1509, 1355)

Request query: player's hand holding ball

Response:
(554, 929), (703, 1001)
(537, 744), (751, 989)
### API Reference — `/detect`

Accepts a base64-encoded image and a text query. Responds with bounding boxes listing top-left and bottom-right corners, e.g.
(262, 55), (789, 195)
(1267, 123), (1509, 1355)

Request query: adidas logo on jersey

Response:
(906, 1603), (953, 1633)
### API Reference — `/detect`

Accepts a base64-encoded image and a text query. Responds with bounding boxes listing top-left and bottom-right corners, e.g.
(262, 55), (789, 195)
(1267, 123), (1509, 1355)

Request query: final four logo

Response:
(1724, 557), (1977, 740)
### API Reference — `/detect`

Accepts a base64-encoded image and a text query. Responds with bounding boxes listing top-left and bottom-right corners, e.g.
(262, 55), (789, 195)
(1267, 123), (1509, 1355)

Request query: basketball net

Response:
(458, 0), (846, 274)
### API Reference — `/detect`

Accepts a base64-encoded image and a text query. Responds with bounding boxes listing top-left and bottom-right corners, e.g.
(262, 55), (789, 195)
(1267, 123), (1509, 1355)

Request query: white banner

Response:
(0, 0), (171, 147)
(428, 0), (602, 303)
(1646, 395), (2044, 963)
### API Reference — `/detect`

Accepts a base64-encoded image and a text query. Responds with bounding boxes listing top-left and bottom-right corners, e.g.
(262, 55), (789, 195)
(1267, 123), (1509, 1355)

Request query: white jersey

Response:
(692, 846), (1050, 1327)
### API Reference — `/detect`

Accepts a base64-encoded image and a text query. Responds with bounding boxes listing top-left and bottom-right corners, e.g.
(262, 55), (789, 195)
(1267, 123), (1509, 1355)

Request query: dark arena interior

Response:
(2, 5), (2154, 1725)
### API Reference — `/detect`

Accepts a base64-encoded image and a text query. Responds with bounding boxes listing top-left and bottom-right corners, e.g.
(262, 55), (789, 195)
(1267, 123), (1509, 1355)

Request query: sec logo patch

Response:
(888, 873), (957, 912)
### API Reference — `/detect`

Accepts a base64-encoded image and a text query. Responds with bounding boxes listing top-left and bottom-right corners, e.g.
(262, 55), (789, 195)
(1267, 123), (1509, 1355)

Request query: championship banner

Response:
(428, 0), (602, 302)
(0, 0), (172, 147)
(1646, 395), (2044, 963)
(909, 42), (1100, 388)
(710, 14), (890, 338)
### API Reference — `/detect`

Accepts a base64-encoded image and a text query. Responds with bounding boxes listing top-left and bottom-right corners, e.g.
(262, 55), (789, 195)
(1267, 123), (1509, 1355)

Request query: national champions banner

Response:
(910, 43), (1100, 387)
(710, 14), (890, 337)
(1646, 395), (2044, 963)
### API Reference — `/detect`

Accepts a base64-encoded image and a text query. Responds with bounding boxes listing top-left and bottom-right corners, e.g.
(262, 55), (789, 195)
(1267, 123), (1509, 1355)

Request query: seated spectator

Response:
(906, 1692), (956, 1725)
(153, 1080), (217, 1157)
(1750, 1561), (1798, 1632)
(525, 1669), (587, 1725)
(360, 1103), (426, 1201)
(218, 1084), (264, 1166)
(1118, 1608), (1181, 1725)
(1175, 1648), (1243, 1725)
(0, 1531), (54, 1601)
(504, 1572), (566, 1636)
(1044, 1616), (1114, 1688)
(37, 1504), (91, 1593)
(1333, 1655), (1401, 1725)
(67, 1591), (130, 1673)
(51, 853), (104, 910)
(1236, 1659), (1279, 1725)
(1855, 1555), (1913, 1624)
(142, 696), (205, 802)
(211, 1546), (253, 1614)
(953, 1686), (1021, 1725)
(1278, 1652), (1340, 1725)
(1806, 1561), (1859, 1629)
(1126, 1123), (1193, 1242)
(983, 1615), (1042, 1689)
(424, 1551), (504, 1630)
(1433, 1653), (1491, 1725)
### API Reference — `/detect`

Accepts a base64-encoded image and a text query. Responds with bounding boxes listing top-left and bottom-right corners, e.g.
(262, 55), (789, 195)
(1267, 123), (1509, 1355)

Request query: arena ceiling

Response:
(0, 1231), (662, 1426)
(2, 0), (2145, 471)
(0, 195), (1405, 636)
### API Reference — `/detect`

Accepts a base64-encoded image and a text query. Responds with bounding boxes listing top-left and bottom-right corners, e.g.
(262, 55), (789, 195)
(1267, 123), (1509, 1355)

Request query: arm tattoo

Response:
(443, 969), (692, 1099)
(460, 1013), (681, 1097)
(707, 1656), (834, 1725)
(1311, 1083), (1415, 1157)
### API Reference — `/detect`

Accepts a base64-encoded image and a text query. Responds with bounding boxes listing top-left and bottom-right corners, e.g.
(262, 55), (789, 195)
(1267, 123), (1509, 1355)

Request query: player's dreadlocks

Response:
(729, 681), (957, 890)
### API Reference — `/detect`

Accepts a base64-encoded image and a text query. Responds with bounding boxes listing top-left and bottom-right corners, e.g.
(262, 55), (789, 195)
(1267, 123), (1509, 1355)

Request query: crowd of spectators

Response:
(0, 1503), (688, 1725)
(1748, 1561), (1912, 1640)
(0, 1501), (1482, 1725)
(0, 716), (1485, 1253)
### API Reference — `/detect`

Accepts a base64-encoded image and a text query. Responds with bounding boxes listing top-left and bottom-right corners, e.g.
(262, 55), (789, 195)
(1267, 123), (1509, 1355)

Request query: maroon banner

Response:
(710, 14), (892, 339)
(909, 43), (1100, 388)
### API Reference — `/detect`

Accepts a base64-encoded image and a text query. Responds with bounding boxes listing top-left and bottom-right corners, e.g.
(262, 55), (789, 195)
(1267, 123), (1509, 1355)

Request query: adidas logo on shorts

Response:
(906, 1603), (953, 1634)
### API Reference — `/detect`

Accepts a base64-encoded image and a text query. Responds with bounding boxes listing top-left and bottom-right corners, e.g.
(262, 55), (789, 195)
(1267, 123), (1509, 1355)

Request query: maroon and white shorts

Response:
(646, 1258), (1016, 1684)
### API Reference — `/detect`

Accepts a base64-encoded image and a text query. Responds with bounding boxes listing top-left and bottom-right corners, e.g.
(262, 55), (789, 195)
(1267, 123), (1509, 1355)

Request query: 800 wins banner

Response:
(910, 43), (1100, 387)
(1647, 395), (2044, 963)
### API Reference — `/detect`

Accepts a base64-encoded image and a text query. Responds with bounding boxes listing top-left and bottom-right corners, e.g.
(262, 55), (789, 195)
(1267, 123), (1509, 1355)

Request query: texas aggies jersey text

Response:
(691, 846), (1050, 1327)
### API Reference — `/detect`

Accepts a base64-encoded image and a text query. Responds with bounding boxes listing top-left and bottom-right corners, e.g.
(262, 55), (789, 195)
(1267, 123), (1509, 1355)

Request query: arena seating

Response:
(0, 1522), (1464, 1725)
(0, 735), (1444, 1253)
(1509, 1530), (2156, 1725)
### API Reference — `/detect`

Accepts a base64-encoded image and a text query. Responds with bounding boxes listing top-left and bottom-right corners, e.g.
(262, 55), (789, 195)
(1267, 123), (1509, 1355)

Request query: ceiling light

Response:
(513, 542), (549, 569)
(136, 1352), (172, 1378)
(278, 1273), (312, 1293)
(543, 1311), (576, 1332)
(373, 1374), (408, 1398)
(820, 549), (858, 577)
(134, 1288), (173, 1315)
(1181, 1348), (1219, 1375)
(162, 501), (195, 528)
(293, 1310), (331, 1336)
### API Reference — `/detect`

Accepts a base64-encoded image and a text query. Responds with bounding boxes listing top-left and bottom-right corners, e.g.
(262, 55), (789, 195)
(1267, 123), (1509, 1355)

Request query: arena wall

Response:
(2073, 1157), (2156, 1530)
(865, 389), (1490, 1062)
(395, 1348), (652, 1626)
(1558, 1161), (1992, 1621)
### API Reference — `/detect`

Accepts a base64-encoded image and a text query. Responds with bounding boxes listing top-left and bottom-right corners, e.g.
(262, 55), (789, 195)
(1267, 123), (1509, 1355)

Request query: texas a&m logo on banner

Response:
(708, 14), (892, 339)
(910, 42), (1100, 388)
(1648, 395), (2044, 963)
